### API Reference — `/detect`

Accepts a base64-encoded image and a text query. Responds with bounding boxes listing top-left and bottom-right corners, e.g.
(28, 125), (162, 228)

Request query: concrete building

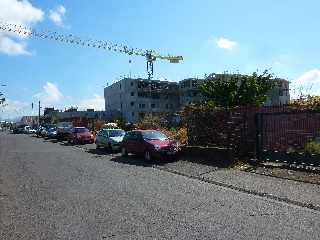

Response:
(104, 76), (290, 123)
(264, 78), (290, 106)
(104, 78), (180, 123)
(179, 77), (290, 107)
(179, 78), (205, 106)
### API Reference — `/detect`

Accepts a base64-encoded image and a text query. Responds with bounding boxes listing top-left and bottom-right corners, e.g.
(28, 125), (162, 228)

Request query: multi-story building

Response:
(264, 78), (290, 106)
(104, 76), (290, 123)
(104, 78), (180, 123)
(179, 78), (205, 106)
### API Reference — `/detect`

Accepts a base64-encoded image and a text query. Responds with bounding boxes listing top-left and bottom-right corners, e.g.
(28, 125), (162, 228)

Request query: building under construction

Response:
(104, 77), (290, 123)
(104, 78), (181, 123)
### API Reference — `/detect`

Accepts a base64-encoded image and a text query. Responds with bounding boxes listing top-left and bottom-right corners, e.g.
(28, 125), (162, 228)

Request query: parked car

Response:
(47, 127), (58, 139)
(95, 128), (125, 151)
(39, 124), (56, 138)
(67, 127), (94, 144)
(36, 126), (44, 137)
(56, 122), (73, 140)
(23, 126), (36, 134)
(12, 124), (28, 134)
(121, 130), (180, 161)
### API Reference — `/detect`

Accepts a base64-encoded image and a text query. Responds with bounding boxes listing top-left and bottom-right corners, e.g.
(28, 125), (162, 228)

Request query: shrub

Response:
(304, 141), (320, 154)
(162, 127), (188, 145)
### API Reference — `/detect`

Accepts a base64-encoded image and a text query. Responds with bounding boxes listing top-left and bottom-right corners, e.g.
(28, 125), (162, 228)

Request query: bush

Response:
(304, 141), (320, 154)
(162, 127), (188, 145)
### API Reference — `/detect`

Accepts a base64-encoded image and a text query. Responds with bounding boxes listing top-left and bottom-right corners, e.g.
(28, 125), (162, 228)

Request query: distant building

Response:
(43, 107), (59, 116)
(179, 78), (205, 106)
(264, 78), (290, 106)
(43, 108), (121, 127)
(20, 116), (38, 125)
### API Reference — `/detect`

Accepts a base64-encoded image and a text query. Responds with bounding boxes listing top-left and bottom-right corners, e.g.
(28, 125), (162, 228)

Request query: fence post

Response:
(255, 113), (263, 161)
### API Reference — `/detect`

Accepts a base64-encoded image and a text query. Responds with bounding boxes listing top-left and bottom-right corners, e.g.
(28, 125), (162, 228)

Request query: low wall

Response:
(179, 146), (235, 167)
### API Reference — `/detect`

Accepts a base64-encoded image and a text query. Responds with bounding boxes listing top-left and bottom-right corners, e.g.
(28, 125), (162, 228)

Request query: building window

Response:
(139, 103), (146, 109)
(130, 101), (135, 106)
(131, 82), (134, 86)
(131, 92), (135, 96)
(151, 103), (155, 108)
(165, 104), (169, 109)
(132, 112), (135, 116)
(120, 103), (123, 109)
(119, 84), (121, 89)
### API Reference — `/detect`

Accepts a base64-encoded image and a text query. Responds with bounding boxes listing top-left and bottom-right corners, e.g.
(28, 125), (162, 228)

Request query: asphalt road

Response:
(1, 132), (320, 239)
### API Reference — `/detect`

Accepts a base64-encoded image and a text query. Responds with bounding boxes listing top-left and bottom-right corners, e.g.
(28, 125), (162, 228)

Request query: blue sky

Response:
(1, 0), (320, 119)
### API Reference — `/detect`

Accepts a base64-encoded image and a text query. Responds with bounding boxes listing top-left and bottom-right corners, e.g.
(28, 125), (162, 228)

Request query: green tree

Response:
(199, 70), (277, 108)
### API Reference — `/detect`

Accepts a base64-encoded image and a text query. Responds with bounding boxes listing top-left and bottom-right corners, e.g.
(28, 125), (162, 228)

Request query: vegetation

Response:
(136, 113), (162, 130)
(199, 70), (277, 108)
(290, 95), (320, 110)
(137, 113), (187, 145)
(304, 141), (320, 154)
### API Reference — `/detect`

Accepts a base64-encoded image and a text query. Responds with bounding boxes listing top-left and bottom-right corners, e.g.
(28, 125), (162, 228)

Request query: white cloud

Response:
(0, 99), (32, 120)
(291, 69), (320, 98)
(0, 0), (44, 26)
(216, 37), (238, 50)
(0, 34), (30, 55)
(49, 5), (66, 26)
(34, 82), (64, 105)
(0, 0), (44, 56)
(77, 95), (105, 111)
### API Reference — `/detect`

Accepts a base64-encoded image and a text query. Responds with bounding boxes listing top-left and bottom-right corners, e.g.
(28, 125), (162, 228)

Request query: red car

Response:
(121, 130), (180, 161)
(67, 127), (94, 144)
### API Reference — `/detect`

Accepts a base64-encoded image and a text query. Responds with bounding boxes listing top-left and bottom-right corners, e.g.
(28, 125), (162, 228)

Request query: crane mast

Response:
(0, 21), (183, 79)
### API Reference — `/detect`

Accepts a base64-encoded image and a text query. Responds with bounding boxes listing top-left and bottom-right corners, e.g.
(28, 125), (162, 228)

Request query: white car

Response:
(95, 129), (125, 151)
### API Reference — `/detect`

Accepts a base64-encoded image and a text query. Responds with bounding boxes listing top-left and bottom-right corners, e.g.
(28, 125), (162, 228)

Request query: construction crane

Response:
(0, 21), (183, 79)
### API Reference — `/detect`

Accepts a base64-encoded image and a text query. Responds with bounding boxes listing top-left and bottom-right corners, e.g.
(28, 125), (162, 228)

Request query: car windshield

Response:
(49, 127), (56, 132)
(108, 130), (125, 137)
(142, 131), (168, 140)
(75, 128), (89, 133)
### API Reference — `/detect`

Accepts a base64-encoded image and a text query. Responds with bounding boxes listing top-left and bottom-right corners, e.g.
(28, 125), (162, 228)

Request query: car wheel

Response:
(144, 151), (151, 161)
(121, 147), (128, 157)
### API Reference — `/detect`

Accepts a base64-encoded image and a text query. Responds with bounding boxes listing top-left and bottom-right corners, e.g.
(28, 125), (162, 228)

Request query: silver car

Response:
(95, 129), (125, 151)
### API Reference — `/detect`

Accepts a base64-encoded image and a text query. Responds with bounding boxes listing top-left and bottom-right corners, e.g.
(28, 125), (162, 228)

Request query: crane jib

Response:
(0, 21), (183, 79)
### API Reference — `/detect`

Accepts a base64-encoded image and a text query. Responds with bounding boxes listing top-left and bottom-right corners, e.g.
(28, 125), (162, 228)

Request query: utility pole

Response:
(38, 101), (41, 127)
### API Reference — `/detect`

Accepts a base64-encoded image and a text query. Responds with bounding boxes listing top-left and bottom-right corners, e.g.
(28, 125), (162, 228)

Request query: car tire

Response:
(121, 147), (128, 157)
(144, 151), (152, 161)
(72, 138), (78, 145)
(107, 143), (113, 153)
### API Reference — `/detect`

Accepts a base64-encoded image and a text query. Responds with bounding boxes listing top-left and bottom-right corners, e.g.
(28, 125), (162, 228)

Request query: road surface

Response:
(0, 132), (320, 239)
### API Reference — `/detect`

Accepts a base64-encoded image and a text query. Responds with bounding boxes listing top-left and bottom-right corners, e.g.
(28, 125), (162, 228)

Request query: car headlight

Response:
(154, 145), (161, 151)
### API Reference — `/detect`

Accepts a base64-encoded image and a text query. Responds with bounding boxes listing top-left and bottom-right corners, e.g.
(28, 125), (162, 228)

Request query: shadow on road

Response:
(86, 148), (112, 156)
(44, 138), (59, 143)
